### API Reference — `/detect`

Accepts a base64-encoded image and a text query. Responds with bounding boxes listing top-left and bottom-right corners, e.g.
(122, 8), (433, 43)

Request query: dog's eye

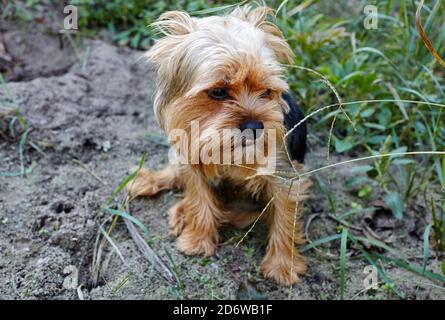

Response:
(208, 88), (229, 100)
(260, 89), (272, 99)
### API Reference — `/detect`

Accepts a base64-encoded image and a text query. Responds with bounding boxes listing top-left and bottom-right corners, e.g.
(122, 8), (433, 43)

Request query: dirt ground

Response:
(1, 18), (444, 300)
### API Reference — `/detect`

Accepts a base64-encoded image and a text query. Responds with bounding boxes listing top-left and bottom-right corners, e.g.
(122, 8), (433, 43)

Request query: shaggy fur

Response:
(128, 5), (311, 285)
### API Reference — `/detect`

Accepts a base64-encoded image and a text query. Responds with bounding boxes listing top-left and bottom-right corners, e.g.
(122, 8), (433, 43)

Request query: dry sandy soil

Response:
(0, 17), (444, 300)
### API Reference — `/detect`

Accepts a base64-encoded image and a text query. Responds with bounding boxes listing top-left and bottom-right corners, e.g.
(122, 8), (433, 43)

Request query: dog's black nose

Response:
(239, 120), (264, 139)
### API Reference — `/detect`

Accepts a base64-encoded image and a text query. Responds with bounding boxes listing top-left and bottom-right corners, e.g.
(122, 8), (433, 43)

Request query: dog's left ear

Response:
(152, 11), (195, 36)
(232, 6), (294, 64)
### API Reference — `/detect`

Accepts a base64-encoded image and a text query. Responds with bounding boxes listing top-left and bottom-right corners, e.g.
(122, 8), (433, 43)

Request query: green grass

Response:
(72, 0), (445, 297)
(69, 0), (240, 49)
(5, 0), (445, 298)
(1, 0), (43, 22)
(0, 74), (37, 177)
(275, 1), (445, 294)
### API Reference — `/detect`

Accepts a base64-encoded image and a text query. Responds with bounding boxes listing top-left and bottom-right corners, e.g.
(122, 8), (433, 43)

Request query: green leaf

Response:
(102, 207), (149, 237)
(441, 262), (445, 276)
(335, 138), (354, 153)
(130, 32), (141, 48)
(359, 108), (375, 118)
(106, 170), (138, 204)
(113, 30), (132, 41)
(367, 168), (379, 179)
(351, 165), (373, 174)
(366, 135), (386, 145)
(345, 176), (368, 189)
(358, 185), (373, 198)
(383, 192), (404, 220)
(15, 110), (27, 130)
(363, 122), (386, 131)
(301, 234), (341, 252)
(392, 159), (415, 166)
(378, 108), (392, 127)
(355, 47), (408, 87)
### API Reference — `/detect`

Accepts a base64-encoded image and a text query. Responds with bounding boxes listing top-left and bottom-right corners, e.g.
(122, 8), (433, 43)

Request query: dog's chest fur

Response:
(208, 176), (266, 212)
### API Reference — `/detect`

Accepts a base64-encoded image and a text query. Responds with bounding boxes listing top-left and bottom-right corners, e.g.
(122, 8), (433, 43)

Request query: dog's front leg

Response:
(174, 166), (224, 257)
(260, 180), (308, 285)
(127, 164), (182, 197)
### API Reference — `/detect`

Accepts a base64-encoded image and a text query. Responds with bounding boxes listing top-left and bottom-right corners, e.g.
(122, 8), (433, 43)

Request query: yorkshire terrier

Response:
(128, 5), (311, 285)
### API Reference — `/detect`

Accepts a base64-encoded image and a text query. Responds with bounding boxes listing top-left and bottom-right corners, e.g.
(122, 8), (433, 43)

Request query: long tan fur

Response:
(129, 5), (311, 285)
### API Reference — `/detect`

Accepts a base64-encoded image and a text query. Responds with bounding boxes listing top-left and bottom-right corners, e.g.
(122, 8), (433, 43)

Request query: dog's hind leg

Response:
(127, 164), (182, 197)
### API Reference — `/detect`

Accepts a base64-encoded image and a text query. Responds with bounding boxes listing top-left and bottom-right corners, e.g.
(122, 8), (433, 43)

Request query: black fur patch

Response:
(282, 92), (307, 163)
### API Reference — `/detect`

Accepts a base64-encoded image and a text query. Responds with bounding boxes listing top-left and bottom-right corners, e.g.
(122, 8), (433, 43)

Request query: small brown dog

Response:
(128, 5), (311, 285)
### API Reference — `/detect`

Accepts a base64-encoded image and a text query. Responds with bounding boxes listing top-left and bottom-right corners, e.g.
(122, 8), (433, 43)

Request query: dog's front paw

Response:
(127, 168), (166, 197)
(260, 255), (307, 286)
(176, 227), (217, 257)
(168, 202), (186, 237)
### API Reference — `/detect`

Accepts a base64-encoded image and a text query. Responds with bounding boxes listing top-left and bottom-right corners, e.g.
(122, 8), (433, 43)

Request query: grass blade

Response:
(416, 0), (445, 67)
(376, 254), (445, 283)
(339, 228), (348, 300)
(191, 1), (248, 15)
(102, 207), (149, 237)
(354, 236), (407, 260)
(98, 225), (127, 265)
(19, 129), (31, 177)
(301, 234), (341, 252)
(105, 153), (145, 206)
(422, 223), (432, 274)
(164, 248), (184, 289)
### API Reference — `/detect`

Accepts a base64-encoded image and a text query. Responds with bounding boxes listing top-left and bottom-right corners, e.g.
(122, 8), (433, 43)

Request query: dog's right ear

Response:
(145, 11), (195, 129)
(152, 11), (195, 36)
(230, 6), (294, 65)
(147, 11), (195, 67)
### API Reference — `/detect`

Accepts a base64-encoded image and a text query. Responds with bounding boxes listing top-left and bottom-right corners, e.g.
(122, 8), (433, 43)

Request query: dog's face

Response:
(147, 6), (294, 166)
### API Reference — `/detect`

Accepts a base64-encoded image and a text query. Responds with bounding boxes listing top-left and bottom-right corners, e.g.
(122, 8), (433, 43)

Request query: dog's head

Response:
(146, 5), (294, 167)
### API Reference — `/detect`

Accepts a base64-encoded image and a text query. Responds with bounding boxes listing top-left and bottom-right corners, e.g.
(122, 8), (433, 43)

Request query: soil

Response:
(0, 16), (444, 300)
